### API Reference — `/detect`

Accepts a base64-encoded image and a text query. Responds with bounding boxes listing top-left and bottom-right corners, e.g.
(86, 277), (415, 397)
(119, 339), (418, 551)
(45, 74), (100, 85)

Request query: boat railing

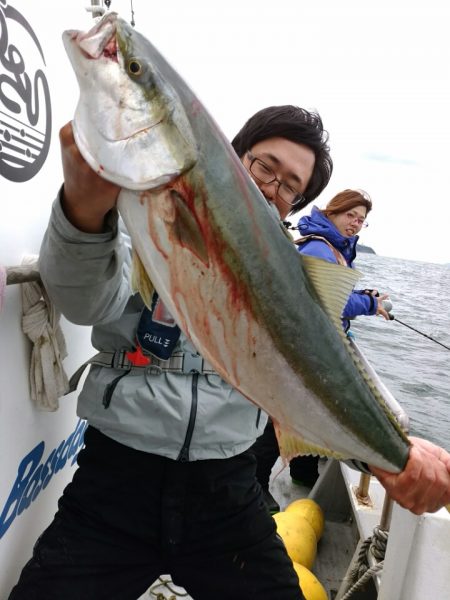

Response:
(334, 339), (411, 599)
(349, 336), (410, 529)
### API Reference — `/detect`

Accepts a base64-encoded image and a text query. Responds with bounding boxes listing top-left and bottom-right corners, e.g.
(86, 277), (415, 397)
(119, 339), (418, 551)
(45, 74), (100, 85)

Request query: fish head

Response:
(63, 12), (197, 190)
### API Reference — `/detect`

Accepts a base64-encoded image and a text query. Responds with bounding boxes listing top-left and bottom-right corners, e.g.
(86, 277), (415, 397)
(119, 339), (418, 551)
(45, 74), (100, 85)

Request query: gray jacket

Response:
(39, 194), (267, 460)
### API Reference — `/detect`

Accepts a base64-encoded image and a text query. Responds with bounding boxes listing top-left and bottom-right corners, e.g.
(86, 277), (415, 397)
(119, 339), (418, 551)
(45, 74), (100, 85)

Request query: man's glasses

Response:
(246, 152), (305, 206)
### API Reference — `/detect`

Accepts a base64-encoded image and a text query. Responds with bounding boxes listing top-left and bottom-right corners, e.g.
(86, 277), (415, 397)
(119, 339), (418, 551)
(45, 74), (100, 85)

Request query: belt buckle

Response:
(112, 350), (127, 369)
(183, 353), (203, 373)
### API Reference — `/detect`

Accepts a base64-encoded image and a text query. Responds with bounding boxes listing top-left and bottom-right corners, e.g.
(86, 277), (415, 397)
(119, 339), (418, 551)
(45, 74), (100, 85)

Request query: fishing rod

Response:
(382, 300), (450, 352)
(388, 314), (450, 352)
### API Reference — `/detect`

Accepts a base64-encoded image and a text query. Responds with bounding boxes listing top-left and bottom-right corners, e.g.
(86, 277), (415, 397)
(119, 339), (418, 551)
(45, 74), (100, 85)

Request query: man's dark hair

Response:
(231, 105), (332, 214)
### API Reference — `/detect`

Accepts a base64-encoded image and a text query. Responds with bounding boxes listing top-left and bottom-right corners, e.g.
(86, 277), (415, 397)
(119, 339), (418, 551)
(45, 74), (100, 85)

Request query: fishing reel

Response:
(364, 290), (393, 317)
(381, 299), (393, 314)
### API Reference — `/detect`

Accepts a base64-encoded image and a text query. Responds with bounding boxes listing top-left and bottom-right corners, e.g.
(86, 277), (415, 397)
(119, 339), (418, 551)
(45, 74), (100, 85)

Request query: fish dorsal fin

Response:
(300, 254), (409, 441)
(299, 254), (361, 332)
(131, 249), (154, 309)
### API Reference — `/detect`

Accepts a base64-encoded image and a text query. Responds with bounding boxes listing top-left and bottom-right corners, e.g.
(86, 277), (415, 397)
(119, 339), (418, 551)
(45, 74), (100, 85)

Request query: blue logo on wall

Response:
(0, 419), (87, 538)
(0, 0), (52, 182)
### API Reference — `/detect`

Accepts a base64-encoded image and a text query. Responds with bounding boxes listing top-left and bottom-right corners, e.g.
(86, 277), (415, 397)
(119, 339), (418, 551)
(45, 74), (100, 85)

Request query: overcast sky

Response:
(79, 0), (450, 264)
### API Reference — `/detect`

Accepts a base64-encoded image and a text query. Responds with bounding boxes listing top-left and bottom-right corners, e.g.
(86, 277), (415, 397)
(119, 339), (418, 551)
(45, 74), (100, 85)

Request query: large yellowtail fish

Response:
(63, 13), (410, 472)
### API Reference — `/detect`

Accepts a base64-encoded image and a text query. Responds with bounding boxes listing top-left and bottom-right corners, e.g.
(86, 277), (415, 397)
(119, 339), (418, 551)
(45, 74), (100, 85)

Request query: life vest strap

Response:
(295, 235), (348, 266)
(67, 349), (217, 394)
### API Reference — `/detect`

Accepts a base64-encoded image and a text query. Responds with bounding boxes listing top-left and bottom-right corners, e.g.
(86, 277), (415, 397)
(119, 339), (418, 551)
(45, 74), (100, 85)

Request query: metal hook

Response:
(87, 0), (106, 18)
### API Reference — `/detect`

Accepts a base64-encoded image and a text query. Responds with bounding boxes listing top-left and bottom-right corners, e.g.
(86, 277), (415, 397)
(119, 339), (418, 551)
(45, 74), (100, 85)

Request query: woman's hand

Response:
(60, 122), (121, 233)
(370, 437), (450, 515)
(376, 293), (391, 320)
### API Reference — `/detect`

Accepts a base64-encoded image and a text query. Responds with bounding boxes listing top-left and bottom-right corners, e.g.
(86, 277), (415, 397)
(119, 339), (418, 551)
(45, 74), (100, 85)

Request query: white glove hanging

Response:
(21, 257), (69, 411)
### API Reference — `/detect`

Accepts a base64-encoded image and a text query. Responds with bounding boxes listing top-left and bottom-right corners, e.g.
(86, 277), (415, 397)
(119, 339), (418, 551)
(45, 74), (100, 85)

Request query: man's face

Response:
(241, 137), (315, 221)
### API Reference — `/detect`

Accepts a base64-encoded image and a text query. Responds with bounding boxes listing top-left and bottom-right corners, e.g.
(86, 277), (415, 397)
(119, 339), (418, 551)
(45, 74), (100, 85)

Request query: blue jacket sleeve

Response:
(298, 241), (376, 319)
(343, 290), (376, 318)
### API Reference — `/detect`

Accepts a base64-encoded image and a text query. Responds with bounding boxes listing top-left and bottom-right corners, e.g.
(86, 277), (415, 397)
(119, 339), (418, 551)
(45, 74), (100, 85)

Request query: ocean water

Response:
(350, 253), (450, 449)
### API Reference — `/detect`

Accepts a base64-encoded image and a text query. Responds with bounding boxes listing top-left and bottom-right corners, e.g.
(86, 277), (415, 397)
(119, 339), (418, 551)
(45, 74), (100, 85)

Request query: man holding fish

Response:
(9, 13), (450, 600)
(9, 110), (450, 600)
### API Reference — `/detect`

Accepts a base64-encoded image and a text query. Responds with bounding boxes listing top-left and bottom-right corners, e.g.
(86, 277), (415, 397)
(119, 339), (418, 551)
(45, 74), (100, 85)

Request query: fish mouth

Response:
(66, 12), (119, 61)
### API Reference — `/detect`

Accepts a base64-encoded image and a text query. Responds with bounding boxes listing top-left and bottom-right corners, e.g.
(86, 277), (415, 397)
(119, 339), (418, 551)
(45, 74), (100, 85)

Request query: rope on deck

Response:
(340, 562), (384, 600)
(340, 526), (388, 600)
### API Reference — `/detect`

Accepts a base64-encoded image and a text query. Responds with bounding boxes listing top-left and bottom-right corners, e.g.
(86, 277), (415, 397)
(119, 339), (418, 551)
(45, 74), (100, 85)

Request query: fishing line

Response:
(389, 314), (450, 352)
(88, 1), (136, 27)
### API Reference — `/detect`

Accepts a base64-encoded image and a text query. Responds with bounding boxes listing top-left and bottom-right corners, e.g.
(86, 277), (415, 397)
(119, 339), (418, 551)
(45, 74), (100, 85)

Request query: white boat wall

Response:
(0, 2), (97, 596)
(1, 3), (450, 600)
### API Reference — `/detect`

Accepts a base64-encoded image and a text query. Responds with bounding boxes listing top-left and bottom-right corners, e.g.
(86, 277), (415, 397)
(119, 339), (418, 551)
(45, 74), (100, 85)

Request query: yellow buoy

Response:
(292, 562), (328, 600)
(273, 511), (317, 569)
(285, 498), (325, 541)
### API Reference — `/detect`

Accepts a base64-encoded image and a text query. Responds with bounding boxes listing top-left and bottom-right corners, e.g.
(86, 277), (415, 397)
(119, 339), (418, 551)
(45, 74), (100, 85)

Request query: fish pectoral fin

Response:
(131, 249), (154, 308)
(169, 188), (209, 265)
(275, 425), (346, 462)
(299, 254), (361, 331)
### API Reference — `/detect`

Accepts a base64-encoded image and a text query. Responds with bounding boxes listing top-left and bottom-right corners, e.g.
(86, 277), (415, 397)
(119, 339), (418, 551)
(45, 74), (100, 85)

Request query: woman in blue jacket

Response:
(254, 189), (390, 512)
(296, 188), (390, 329)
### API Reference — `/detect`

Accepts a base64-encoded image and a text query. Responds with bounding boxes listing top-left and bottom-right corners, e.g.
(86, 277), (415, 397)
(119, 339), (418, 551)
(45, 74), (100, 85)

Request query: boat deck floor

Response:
(271, 458), (360, 600)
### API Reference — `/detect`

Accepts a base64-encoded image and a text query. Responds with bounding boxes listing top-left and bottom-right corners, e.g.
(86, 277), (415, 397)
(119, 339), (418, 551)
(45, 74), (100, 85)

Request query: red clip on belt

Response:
(125, 344), (151, 367)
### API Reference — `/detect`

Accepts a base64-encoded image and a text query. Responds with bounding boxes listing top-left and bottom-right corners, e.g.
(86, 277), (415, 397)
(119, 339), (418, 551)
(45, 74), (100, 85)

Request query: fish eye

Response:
(128, 59), (142, 76)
